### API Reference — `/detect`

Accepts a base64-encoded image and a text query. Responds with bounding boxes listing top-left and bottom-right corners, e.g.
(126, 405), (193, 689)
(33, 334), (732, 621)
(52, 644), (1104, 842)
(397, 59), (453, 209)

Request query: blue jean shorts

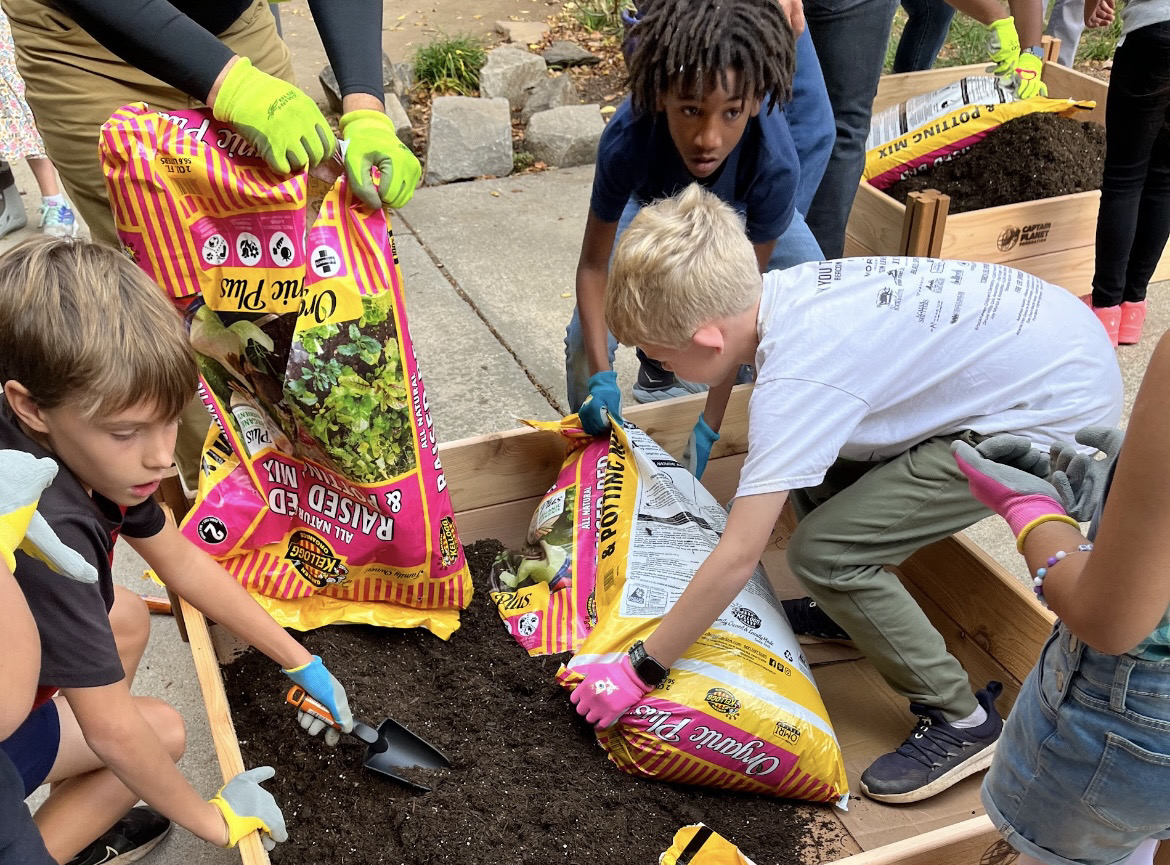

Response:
(982, 624), (1170, 865)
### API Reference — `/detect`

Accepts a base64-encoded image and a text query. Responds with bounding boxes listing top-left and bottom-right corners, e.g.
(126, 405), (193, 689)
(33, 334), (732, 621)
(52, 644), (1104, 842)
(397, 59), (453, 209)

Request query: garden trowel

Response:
(285, 686), (451, 791)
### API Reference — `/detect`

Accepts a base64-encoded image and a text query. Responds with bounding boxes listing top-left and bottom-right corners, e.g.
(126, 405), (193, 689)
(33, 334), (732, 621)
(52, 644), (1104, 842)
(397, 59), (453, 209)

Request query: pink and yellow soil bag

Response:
(100, 104), (471, 636)
(557, 423), (848, 805)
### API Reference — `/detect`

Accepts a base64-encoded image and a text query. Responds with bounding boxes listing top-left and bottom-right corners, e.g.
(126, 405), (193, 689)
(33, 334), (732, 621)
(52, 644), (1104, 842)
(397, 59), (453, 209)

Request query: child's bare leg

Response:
(109, 586), (150, 685)
(33, 695), (185, 863)
(25, 157), (60, 200)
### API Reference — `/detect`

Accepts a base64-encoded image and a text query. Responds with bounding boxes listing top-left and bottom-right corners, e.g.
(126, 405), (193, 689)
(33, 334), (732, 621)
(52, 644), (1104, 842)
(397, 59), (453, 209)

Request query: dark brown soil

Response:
(223, 540), (848, 865)
(885, 112), (1107, 213)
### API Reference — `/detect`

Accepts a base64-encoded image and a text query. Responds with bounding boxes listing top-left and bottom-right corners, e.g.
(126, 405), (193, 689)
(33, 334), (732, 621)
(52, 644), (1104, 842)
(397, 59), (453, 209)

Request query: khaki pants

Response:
(2, 0), (294, 487)
(784, 432), (993, 722)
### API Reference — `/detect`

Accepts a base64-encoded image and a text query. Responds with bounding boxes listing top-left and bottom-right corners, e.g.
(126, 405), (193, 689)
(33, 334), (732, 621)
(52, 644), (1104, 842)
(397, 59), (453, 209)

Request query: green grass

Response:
(564, 0), (635, 35)
(412, 33), (488, 96)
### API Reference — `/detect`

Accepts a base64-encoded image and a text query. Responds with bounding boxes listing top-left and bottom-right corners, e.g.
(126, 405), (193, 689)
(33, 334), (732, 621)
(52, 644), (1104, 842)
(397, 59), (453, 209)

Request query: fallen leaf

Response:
(397, 13), (406, 19)
(473, 13), (483, 18)
(561, 292), (572, 298)
(490, 190), (501, 197)
(534, 161), (547, 169)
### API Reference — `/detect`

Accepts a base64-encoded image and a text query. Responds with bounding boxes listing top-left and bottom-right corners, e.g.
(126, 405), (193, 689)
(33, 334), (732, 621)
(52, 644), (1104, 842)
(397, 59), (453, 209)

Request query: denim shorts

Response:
(0, 699), (60, 796)
(983, 624), (1170, 865)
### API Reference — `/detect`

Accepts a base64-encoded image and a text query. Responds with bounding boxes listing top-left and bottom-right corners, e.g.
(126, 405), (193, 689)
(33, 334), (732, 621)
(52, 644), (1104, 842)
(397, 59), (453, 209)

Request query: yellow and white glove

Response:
(209, 766), (288, 851)
(986, 16), (1021, 80)
(0, 450), (96, 583)
(1012, 52), (1048, 99)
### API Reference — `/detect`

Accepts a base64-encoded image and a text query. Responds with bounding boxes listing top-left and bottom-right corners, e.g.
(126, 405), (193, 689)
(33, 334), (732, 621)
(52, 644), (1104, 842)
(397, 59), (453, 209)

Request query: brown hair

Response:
(0, 236), (197, 419)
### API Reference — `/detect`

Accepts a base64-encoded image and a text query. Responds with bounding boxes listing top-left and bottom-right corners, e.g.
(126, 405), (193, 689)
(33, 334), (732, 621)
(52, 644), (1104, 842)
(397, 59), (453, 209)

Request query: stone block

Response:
(542, 41), (601, 68)
(319, 55), (413, 114)
(494, 19), (550, 46)
(479, 46), (547, 110)
(521, 74), (578, 125)
(425, 96), (513, 184)
(525, 104), (604, 168)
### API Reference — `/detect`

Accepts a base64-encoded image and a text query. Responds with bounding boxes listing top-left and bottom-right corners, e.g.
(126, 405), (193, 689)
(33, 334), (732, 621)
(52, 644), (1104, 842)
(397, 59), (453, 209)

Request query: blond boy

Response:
(0, 237), (352, 862)
(568, 185), (1123, 804)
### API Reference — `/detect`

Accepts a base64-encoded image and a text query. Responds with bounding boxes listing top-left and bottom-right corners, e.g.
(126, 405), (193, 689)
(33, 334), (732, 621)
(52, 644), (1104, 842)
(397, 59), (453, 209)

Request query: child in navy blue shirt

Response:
(567, 0), (824, 445)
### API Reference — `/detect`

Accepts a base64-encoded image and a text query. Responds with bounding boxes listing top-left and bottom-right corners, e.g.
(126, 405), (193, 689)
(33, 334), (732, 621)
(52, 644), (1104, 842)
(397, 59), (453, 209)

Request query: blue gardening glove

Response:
(0, 451), (96, 583)
(681, 413), (720, 480)
(209, 766), (287, 850)
(283, 655), (352, 746)
(579, 371), (622, 437)
(1012, 52), (1048, 99)
(339, 109), (421, 211)
(986, 16), (1021, 79)
(211, 57), (335, 174)
(1048, 426), (1124, 523)
(569, 654), (653, 728)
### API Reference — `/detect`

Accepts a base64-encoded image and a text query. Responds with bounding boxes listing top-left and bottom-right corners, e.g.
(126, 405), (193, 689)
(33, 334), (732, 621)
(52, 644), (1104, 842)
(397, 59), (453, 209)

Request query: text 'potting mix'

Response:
(100, 103), (472, 637)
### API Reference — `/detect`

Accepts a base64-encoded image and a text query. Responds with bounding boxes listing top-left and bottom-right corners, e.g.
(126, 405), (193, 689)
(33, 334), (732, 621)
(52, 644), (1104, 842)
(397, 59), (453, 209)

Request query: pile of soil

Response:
(885, 112), (1107, 212)
(223, 540), (848, 865)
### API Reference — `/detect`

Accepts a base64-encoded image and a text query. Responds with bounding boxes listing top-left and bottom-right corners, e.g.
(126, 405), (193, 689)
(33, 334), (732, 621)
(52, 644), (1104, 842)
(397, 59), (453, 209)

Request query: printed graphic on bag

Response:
(490, 416), (606, 655)
(100, 104), (472, 636)
(556, 422), (848, 805)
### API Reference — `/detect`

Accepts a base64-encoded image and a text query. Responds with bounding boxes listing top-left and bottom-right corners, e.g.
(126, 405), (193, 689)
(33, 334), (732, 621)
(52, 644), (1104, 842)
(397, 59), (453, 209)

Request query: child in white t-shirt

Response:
(567, 183), (1123, 806)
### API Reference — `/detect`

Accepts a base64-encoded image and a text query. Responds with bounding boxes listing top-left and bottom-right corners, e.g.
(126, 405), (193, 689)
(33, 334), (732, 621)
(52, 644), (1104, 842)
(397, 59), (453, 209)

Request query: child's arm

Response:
(575, 211), (621, 435)
(1, 561), (40, 739)
(571, 491), (788, 726)
(125, 521), (352, 732)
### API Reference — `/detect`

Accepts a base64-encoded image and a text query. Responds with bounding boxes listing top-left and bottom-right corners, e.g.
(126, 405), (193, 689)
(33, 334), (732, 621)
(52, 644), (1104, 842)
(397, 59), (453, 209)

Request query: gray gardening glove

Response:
(209, 766), (288, 850)
(970, 434), (1050, 477)
(1048, 425), (1125, 523)
(0, 450), (96, 583)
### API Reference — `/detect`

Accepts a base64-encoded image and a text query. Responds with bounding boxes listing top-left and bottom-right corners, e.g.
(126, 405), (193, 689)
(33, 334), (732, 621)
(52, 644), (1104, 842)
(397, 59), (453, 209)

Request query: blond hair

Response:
(606, 184), (761, 348)
(0, 236), (197, 420)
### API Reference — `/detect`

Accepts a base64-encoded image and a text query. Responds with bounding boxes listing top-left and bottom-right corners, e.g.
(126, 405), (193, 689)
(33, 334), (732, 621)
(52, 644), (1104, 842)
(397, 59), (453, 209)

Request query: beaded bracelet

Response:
(1033, 544), (1094, 605)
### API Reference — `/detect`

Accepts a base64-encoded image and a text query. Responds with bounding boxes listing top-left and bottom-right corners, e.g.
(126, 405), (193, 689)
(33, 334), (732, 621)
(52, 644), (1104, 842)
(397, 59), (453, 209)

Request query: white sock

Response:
(950, 704), (987, 729)
(41, 194), (64, 207)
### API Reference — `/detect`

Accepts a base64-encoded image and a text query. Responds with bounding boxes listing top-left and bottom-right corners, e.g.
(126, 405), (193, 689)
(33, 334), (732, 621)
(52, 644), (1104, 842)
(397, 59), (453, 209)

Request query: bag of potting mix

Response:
(554, 421), (848, 805)
(862, 75), (1095, 189)
(489, 416), (604, 655)
(660, 825), (756, 865)
(100, 103), (472, 637)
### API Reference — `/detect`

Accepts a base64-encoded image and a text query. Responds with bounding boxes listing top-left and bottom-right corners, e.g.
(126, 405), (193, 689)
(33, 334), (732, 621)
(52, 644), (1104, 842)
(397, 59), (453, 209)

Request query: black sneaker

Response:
(66, 806), (171, 865)
(631, 351), (707, 403)
(860, 681), (1004, 804)
(782, 597), (852, 641)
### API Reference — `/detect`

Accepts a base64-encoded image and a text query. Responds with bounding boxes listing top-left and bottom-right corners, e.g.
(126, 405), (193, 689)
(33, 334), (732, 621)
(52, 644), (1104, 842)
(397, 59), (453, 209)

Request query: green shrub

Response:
(413, 34), (488, 96)
(565, 0), (634, 35)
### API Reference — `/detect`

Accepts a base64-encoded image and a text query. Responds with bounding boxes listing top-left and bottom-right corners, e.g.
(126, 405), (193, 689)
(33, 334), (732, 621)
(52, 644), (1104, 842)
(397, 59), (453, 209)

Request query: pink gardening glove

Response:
(952, 437), (1066, 537)
(569, 655), (653, 728)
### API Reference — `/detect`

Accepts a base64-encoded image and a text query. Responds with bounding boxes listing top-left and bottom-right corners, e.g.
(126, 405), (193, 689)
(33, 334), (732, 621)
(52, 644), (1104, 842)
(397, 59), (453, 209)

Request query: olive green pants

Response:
(3, 0), (294, 487)
(785, 432), (993, 722)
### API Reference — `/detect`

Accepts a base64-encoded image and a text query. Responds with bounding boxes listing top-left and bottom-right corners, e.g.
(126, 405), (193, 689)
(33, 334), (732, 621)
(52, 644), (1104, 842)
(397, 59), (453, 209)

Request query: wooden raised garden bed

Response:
(182, 387), (1118, 863)
(845, 59), (1170, 295)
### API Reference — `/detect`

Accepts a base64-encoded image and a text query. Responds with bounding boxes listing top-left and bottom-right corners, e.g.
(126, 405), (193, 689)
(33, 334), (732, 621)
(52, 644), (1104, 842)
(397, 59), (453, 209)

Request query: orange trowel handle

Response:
(285, 685), (342, 730)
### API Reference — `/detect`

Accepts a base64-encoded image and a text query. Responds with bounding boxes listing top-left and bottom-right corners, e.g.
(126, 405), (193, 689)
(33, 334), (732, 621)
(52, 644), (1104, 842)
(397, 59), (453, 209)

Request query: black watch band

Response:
(628, 640), (669, 687)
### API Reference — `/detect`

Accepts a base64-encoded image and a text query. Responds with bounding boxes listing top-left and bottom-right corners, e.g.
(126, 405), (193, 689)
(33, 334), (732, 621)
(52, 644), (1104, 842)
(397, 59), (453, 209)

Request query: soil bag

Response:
(862, 76), (1094, 189)
(556, 421), (848, 805)
(489, 416), (605, 655)
(100, 104), (471, 636)
(660, 825), (756, 865)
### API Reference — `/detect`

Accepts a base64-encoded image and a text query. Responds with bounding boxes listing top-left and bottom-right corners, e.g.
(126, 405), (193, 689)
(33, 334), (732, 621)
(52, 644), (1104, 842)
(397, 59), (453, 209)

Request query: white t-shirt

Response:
(736, 257), (1123, 498)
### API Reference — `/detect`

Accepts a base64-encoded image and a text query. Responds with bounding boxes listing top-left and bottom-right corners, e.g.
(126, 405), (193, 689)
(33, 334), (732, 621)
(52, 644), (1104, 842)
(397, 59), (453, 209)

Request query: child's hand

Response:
(209, 766), (288, 850)
(283, 655), (353, 744)
(569, 654), (652, 728)
(579, 371), (623, 437)
(1049, 426), (1124, 523)
(985, 16), (1021, 80)
(0, 450), (97, 583)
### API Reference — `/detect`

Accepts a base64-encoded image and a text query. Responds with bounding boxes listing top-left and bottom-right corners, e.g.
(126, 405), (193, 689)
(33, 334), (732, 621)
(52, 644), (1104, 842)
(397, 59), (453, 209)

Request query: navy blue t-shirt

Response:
(590, 98), (799, 244)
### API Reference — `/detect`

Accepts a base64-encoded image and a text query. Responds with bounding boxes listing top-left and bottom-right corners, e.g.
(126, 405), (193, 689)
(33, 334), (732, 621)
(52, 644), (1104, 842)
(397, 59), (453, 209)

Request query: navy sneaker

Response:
(631, 352), (707, 403)
(782, 597), (852, 641)
(66, 807), (171, 865)
(860, 681), (1004, 804)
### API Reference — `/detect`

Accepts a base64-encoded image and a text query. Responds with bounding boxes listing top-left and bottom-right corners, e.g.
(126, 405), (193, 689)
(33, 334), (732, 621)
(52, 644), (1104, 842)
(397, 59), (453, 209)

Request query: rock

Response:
(525, 104), (604, 168)
(319, 54), (413, 113)
(494, 19), (550, 46)
(425, 96), (513, 184)
(479, 46), (547, 110)
(385, 95), (413, 148)
(542, 41), (601, 69)
(521, 74), (578, 124)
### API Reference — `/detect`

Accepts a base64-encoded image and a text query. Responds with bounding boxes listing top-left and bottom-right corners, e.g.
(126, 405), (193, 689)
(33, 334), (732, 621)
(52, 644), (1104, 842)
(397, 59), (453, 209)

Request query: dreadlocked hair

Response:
(626, 0), (795, 116)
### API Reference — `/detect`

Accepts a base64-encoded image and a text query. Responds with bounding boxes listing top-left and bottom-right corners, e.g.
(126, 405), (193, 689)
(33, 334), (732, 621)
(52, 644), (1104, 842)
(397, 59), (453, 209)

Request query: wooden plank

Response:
(935, 189), (1101, 263)
(1042, 62), (1109, 124)
(898, 191), (940, 257)
(182, 598), (269, 865)
(845, 181), (908, 257)
(830, 816), (1000, 865)
(899, 535), (1055, 687)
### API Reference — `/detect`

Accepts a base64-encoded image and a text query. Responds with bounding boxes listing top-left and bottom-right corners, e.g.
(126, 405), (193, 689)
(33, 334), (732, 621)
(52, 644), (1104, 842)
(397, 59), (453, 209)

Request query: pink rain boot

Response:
(1119, 300), (1147, 345)
(1081, 294), (1120, 347)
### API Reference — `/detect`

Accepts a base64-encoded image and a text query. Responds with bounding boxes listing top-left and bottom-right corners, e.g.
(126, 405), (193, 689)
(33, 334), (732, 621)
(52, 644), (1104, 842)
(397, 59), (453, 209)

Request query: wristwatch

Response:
(1022, 45), (1045, 58)
(628, 640), (669, 687)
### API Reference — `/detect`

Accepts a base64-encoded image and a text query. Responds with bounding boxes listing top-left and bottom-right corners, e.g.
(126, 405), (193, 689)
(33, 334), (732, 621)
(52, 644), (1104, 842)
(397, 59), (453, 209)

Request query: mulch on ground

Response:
(885, 112), (1107, 212)
(222, 540), (846, 865)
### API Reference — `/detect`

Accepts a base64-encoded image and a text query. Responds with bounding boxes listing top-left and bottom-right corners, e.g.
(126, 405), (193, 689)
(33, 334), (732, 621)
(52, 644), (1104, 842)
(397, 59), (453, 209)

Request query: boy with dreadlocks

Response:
(566, 0), (823, 456)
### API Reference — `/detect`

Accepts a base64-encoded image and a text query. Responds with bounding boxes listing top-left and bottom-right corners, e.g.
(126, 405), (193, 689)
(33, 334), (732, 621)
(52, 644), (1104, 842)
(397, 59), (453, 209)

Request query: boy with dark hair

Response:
(569, 185), (1123, 804)
(567, 0), (831, 438)
(0, 236), (352, 862)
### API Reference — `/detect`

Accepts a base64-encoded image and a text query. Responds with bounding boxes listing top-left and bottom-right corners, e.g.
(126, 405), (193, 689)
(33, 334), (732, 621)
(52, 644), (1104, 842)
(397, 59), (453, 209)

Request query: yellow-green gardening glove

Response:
(211, 57), (335, 174)
(1012, 52), (1048, 98)
(986, 16), (1021, 80)
(209, 766), (288, 851)
(339, 109), (421, 210)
